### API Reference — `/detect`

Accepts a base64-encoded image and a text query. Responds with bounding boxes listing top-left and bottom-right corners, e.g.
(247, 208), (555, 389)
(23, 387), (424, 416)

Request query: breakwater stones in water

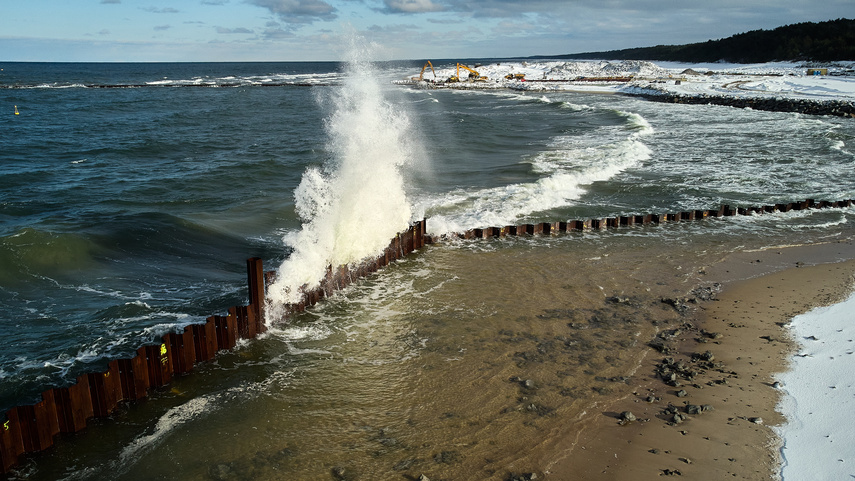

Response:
(637, 90), (855, 118)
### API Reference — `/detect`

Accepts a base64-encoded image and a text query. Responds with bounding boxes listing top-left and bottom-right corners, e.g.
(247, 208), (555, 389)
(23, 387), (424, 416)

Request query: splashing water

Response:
(266, 45), (415, 319)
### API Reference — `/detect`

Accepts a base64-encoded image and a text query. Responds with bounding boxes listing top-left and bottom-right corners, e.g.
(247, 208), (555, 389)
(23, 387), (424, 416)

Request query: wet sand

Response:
(545, 239), (855, 480)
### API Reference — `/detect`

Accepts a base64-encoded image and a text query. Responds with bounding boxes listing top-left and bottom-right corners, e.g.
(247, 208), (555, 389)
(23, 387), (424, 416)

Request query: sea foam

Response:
(266, 40), (417, 315)
(423, 111), (653, 234)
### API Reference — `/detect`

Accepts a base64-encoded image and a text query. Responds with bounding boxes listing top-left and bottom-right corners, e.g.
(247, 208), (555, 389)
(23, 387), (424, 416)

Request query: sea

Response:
(1, 57), (854, 480)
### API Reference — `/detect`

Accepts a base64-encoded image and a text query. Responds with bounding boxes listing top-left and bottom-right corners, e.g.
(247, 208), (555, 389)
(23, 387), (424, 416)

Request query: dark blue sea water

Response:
(2, 59), (855, 480)
(1, 62), (352, 411)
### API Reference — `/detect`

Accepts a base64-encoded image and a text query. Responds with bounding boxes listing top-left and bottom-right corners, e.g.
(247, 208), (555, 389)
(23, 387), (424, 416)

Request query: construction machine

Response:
(411, 61), (437, 82)
(504, 73), (526, 80)
(447, 63), (488, 83)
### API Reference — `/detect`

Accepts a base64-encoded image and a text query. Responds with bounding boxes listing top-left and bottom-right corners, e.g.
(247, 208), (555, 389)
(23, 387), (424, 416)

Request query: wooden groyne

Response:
(0, 221), (427, 475)
(2, 196), (853, 474)
(438, 198), (854, 241)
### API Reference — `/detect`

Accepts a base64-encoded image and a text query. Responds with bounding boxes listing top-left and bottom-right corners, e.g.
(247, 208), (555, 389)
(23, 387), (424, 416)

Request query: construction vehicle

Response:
(411, 61), (437, 82)
(504, 73), (525, 80)
(447, 63), (488, 83)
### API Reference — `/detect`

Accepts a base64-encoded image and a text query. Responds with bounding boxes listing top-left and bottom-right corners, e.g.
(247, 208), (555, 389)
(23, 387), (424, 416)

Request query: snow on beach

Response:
(776, 291), (855, 480)
(398, 59), (855, 102)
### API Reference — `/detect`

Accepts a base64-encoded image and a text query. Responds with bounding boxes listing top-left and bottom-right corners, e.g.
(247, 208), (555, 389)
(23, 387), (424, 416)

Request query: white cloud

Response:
(216, 26), (255, 34)
(247, 0), (337, 23)
(383, 0), (445, 14)
(142, 6), (181, 14)
(263, 26), (297, 39)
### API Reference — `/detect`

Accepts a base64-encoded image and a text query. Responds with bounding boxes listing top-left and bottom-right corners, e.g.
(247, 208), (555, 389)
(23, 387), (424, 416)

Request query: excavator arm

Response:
(419, 61), (436, 81)
(454, 63), (488, 82)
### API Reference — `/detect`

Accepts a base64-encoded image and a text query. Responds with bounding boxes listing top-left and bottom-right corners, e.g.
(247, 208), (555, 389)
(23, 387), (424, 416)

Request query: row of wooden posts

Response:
(0, 258), (266, 474)
(0, 220), (428, 475)
(443, 199), (854, 240)
(1, 198), (852, 474)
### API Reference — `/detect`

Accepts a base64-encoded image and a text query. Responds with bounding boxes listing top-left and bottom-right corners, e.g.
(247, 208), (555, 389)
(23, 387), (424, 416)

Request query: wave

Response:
(266, 40), (417, 310)
(1, 73), (344, 90)
(421, 112), (654, 234)
(0, 228), (99, 286)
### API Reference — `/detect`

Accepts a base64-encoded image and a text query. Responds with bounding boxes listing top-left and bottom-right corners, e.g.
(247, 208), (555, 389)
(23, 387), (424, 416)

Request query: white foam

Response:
(266, 39), (418, 313)
(775, 290), (855, 480)
(118, 395), (213, 465)
(422, 113), (652, 235)
(266, 323), (333, 342)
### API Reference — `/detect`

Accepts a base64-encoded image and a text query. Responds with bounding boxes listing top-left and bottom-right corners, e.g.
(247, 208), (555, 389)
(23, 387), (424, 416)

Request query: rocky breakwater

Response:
(635, 89), (855, 117)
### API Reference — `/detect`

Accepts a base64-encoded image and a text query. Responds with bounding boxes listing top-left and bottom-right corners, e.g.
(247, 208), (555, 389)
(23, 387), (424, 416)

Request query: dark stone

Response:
(393, 458), (416, 471)
(434, 450), (462, 464)
(507, 473), (538, 481)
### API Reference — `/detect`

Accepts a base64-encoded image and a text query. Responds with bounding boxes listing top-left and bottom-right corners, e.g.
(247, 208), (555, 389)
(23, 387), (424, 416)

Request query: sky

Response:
(1, 1), (851, 62)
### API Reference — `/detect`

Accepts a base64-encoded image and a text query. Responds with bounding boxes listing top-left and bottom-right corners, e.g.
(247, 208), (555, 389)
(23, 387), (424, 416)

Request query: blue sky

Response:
(1, 1), (850, 62)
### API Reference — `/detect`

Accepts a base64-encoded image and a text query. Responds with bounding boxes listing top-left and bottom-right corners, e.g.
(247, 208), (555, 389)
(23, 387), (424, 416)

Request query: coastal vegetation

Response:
(552, 18), (855, 63)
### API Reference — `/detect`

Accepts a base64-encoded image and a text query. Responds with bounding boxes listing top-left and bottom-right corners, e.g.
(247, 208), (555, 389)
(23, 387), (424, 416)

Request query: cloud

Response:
(142, 6), (181, 13)
(247, 0), (337, 23)
(100, 0), (121, 4)
(98, 29), (111, 35)
(216, 26), (255, 34)
(427, 16), (465, 24)
(154, 25), (172, 31)
(262, 26), (297, 39)
(201, 0), (229, 4)
(383, 0), (445, 13)
(367, 23), (421, 33)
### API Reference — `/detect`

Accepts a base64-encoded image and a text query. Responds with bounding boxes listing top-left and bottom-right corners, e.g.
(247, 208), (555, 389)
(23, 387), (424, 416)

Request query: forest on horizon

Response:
(547, 18), (855, 63)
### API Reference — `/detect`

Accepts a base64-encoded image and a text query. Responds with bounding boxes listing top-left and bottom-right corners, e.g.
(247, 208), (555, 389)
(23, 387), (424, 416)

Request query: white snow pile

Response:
(775, 291), (855, 481)
(396, 59), (855, 102)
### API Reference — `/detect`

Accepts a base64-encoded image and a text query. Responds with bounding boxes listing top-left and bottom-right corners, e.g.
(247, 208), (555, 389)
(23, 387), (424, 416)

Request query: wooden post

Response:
(247, 257), (265, 334)
(145, 343), (173, 388)
(193, 318), (218, 362)
(118, 353), (150, 401)
(88, 361), (121, 417)
(0, 410), (24, 472)
(54, 375), (94, 433)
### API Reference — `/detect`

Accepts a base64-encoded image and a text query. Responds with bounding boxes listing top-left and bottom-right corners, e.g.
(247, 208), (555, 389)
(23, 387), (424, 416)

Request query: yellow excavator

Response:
(447, 63), (488, 83)
(412, 61), (437, 82)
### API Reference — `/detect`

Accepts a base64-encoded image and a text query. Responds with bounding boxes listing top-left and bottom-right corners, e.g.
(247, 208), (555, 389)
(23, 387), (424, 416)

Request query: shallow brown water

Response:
(18, 217), (855, 481)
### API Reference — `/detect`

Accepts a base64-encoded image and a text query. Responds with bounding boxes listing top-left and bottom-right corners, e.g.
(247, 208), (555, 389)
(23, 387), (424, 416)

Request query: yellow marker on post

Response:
(14, 105), (19, 115)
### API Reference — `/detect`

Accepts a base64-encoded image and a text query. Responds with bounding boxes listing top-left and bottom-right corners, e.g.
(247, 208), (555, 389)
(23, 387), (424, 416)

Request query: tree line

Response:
(550, 18), (855, 63)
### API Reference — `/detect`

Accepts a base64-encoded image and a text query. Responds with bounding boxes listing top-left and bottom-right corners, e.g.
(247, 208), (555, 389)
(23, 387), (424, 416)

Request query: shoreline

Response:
(544, 238), (855, 480)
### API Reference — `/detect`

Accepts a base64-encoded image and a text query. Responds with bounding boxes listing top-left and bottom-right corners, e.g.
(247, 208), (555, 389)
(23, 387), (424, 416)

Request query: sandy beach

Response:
(543, 239), (855, 480)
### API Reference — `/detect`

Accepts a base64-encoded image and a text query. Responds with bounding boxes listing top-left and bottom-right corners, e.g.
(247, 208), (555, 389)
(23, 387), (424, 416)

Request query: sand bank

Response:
(544, 239), (855, 480)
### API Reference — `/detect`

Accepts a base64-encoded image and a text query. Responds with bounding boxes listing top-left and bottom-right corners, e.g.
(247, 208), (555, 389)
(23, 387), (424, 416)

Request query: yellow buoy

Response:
(14, 105), (19, 115)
